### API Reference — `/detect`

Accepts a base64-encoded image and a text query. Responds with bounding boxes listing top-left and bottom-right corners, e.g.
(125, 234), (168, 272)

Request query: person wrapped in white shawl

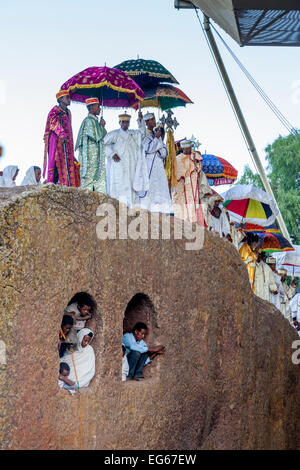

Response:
(0, 165), (19, 187)
(60, 328), (95, 389)
(21, 166), (41, 185)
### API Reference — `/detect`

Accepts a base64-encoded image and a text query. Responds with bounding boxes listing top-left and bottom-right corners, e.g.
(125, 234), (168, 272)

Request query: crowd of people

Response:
(238, 232), (299, 331)
(0, 90), (238, 237)
(58, 292), (165, 393)
(2, 91), (298, 377)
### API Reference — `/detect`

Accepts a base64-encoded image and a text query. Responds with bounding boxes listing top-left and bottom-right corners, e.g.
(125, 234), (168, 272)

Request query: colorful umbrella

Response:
(234, 222), (280, 233)
(139, 85), (193, 111)
(273, 245), (300, 267)
(221, 184), (279, 226)
(257, 232), (294, 253)
(113, 59), (179, 88)
(201, 154), (238, 186)
(60, 66), (144, 108)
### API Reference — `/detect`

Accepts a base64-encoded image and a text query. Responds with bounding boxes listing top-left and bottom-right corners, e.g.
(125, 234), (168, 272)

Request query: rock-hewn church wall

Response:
(0, 185), (299, 450)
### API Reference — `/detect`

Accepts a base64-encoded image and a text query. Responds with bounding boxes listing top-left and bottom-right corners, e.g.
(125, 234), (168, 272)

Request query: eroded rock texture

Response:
(0, 185), (300, 450)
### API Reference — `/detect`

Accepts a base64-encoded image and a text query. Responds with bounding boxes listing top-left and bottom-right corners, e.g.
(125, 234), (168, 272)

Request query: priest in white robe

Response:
(254, 255), (278, 303)
(104, 112), (149, 208)
(278, 268), (296, 322)
(266, 256), (283, 311)
(139, 113), (173, 214)
(290, 292), (300, 322)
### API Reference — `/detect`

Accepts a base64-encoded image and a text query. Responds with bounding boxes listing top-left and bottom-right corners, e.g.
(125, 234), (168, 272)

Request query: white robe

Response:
(122, 355), (129, 381)
(21, 166), (41, 186)
(209, 209), (231, 238)
(280, 283), (296, 322)
(0, 165), (18, 187)
(60, 328), (95, 388)
(254, 261), (278, 302)
(269, 272), (282, 311)
(139, 129), (173, 213)
(104, 125), (149, 208)
(290, 293), (300, 322)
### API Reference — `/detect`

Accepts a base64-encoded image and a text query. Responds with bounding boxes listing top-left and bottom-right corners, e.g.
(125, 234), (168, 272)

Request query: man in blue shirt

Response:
(122, 322), (165, 380)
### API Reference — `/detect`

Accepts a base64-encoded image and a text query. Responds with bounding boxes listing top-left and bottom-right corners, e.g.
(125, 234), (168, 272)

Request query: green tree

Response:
(238, 133), (300, 244)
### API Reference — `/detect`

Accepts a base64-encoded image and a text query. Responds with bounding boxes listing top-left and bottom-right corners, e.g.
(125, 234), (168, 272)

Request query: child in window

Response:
(58, 362), (77, 394)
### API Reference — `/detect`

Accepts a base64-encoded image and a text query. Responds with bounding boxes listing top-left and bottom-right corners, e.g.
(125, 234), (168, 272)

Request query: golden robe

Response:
(239, 243), (258, 292)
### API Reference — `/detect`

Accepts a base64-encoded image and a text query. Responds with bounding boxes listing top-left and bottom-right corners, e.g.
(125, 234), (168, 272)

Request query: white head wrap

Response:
(60, 327), (95, 388)
(143, 112), (155, 121)
(1, 165), (18, 187)
(21, 166), (41, 186)
(180, 139), (193, 149)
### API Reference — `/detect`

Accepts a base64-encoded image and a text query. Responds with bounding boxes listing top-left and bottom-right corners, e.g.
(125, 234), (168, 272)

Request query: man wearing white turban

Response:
(60, 328), (95, 389)
(21, 166), (42, 186)
(0, 165), (19, 187)
(104, 111), (149, 207)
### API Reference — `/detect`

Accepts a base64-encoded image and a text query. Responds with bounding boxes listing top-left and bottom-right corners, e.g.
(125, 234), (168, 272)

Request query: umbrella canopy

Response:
(257, 232), (294, 253)
(234, 222), (280, 233)
(274, 245), (300, 277)
(221, 184), (279, 226)
(113, 59), (179, 88)
(60, 66), (144, 108)
(139, 85), (193, 111)
(202, 154), (238, 186)
(273, 245), (300, 268)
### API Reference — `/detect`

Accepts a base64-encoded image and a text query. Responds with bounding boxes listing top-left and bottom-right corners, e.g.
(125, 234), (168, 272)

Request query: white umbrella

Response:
(273, 245), (300, 277)
(221, 184), (279, 226)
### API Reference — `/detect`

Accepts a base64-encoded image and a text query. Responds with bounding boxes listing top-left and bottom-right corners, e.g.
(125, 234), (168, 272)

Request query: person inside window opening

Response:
(58, 362), (76, 394)
(122, 322), (165, 381)
(64, 292), (97, 332)
(58, 315), (74, 358)
(60, 328), (95, 389)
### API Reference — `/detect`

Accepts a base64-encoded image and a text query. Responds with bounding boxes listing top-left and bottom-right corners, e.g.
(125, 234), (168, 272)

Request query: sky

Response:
(0, 0), (299, 186)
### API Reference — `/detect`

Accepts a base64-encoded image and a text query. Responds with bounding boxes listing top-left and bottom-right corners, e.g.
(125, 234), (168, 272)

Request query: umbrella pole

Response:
(203, 15), (292, 243)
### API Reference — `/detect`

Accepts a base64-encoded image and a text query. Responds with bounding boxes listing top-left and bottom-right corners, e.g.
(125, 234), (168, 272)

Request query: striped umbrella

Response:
(234, 222), (280, 233)
(257, 232), (294, 253)
(139, 84), (193, 111)
(221, 184), (279, 226)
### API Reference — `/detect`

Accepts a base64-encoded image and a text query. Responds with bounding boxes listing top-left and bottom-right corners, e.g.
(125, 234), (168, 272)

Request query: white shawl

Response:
(60, 328), (95, 388)
(0, 165), (18, 187)
(21, 166), (41, 185)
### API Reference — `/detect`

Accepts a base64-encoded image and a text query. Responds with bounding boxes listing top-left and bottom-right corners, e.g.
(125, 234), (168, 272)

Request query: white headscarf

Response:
(21, 166), (41, 186)
(0, 165), (18, 187)
(60, 328), (95, 388)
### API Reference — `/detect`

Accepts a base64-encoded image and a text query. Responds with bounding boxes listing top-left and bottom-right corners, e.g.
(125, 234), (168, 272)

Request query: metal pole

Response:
(203, 15), (292, 243)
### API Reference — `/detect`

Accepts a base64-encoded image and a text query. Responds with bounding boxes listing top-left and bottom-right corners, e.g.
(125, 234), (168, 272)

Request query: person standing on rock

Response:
(266, 256), (282, 311)
(139, 113), (173, 214)
(172, 139), (212, 225)
(254, 253), (278, 304)
(43, 91), (78, 187)
(239, 233), (260, 292)
(104, 112), (149, 207)
(75, 98), (107, 193)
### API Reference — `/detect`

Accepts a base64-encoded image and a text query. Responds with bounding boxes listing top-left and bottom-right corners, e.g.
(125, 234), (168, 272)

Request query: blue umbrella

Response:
(202, 154), (224, 178)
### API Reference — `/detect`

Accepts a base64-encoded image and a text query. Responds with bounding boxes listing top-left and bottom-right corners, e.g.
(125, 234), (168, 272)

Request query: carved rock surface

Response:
(0, 185), (300, 450)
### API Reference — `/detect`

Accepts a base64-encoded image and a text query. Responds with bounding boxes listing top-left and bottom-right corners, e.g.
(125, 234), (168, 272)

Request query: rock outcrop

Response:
(0, 184), (300, 450)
